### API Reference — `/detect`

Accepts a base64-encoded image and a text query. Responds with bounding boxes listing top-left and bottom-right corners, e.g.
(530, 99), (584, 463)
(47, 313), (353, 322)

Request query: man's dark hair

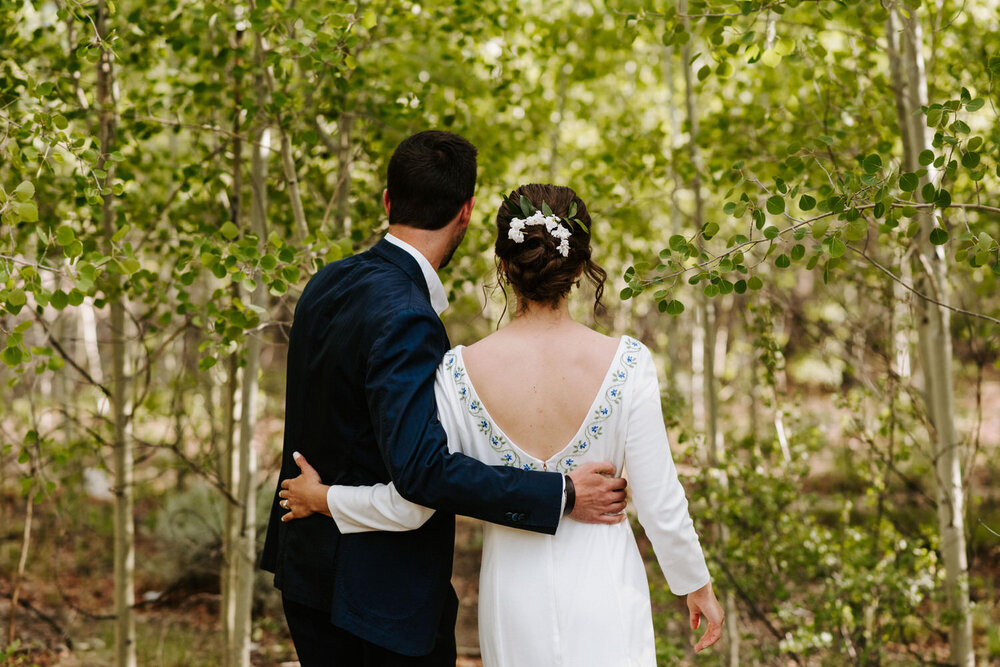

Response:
(386, 130), (478, 230)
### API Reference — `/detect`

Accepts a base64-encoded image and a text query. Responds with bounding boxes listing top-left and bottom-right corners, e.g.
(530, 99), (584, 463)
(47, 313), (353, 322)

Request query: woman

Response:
(281, 184), (724, 665)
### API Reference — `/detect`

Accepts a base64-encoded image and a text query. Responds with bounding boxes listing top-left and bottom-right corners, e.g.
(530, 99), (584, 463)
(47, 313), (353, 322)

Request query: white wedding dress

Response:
(328, 336), (711, 666)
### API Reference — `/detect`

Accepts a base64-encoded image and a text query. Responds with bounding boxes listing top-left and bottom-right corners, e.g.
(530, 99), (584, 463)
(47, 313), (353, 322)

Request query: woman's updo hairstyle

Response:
(495, 184), (606, 314)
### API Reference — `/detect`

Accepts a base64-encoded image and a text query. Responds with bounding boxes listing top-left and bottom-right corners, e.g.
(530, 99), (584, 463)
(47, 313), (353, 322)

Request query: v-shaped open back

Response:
(444, 336), (641, 472)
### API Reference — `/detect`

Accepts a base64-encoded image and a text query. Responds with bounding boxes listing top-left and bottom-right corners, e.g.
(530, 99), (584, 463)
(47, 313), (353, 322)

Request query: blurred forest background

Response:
(1, 0), (998, 665)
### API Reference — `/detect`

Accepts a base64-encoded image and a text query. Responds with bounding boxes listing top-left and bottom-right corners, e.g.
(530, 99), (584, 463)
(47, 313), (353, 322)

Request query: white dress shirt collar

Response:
(384, 233), (449, 315)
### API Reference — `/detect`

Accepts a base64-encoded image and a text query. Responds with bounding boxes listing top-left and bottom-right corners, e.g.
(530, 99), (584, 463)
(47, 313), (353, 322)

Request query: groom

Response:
(261, 130), (628, 666)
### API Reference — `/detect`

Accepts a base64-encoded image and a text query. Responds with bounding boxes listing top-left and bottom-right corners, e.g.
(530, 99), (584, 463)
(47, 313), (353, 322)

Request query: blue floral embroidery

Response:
(554, 336), (641, 473)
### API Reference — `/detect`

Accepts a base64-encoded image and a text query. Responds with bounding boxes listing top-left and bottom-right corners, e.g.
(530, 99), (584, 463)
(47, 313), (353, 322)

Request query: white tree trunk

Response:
(97, 2), (135, 665)
(887, 9), (973, 665)
(680, 7), (739, 662)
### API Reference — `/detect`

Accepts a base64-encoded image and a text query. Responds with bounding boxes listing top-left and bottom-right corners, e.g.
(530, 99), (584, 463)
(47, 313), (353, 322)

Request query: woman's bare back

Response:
(461, 321), (622, 462)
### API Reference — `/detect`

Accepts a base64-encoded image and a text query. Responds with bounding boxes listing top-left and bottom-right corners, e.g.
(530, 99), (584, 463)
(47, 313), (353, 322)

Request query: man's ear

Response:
(458, 196), (475, 227)
(383, 189), (391, 217)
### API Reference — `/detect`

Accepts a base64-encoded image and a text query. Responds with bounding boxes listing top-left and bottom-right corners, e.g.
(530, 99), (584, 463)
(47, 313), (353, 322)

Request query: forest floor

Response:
(1, 374), (998, 665)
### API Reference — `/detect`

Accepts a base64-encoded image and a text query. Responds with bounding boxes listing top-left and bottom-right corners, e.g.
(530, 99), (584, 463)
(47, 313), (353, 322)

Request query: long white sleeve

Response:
(326, 481), (434, 533)
(327, 361), (460, 534)
(624, 345), (711, 595)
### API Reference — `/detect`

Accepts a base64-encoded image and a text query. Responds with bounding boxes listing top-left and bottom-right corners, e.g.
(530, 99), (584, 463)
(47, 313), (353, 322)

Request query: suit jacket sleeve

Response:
(363, 307), (563, 534)
(326, 360), (458, 534)
(624, 345), (712, 595)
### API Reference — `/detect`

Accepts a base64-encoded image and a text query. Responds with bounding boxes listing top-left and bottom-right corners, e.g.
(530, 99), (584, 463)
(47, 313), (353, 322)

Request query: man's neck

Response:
(388, 224), (446, 270)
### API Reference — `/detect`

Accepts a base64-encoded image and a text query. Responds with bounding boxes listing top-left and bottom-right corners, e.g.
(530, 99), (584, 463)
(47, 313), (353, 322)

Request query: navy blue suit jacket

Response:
(261, 239), (564, 656)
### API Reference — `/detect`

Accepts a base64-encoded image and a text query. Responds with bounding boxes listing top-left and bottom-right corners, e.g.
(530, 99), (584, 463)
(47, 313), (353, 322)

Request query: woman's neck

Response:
(509, 298), (573, 329)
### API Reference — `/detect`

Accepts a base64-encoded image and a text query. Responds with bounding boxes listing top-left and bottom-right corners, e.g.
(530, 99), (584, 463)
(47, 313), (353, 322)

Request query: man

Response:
(260, 130), (627, 666)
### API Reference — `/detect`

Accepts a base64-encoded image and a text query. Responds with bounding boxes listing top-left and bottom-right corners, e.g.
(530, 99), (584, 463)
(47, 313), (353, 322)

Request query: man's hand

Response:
(567, 460), (627, 524)
(687, 581), (725, 652)
(278, 452), (332, 522)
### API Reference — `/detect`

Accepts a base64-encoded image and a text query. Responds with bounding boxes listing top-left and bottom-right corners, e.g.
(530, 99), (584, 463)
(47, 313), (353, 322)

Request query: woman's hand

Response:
(278, 452), (332, 522)
(687, 581), (725, 652)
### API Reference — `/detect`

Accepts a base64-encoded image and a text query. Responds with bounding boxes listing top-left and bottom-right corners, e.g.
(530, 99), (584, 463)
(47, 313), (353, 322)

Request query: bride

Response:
(280, 184), (724, 665)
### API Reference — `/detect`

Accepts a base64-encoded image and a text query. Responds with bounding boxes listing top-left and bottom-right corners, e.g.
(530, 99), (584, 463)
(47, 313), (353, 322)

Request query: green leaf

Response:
(697, 65), (711, 81)
(748, 276), (763, 290)
(567, 202), (577, 219)
(961, 152), (980, 169)
(14, 181), (35, 201)
(899, 173), (919, 192)
(198, 356), (217, 371)
(921, 182), (937, 203)
(863, 154), (882, 174)
(668, 235), (687, 251)
(519, 195), (535, 217)
(918, 150), (934, 166)
(763, 225), (779, 240)
(965, 98), (985, 112)
(775, 254), (790, 268)
(812, 219), (830, 239)
(829, 237), (846, 258)
(791, 244), (805, 261)
(14, 201), (38, 222)
(220, 221), (240, 239)
(361, 10), (377, 29)
(112, 224), (130, 243)
(929, 227), (949, 245)
(50, 290), (68, 309)
(620, 287), (633, 300)
(2, 347), (23, 367)
(766, 195), (785, 215)
(949, 120), (970, 134)
(56, 225), (75, 246)
(665, 299), (684, 315)
(8, 288), (26, 307)
(799, 194), (816, 211)
(845, 219), (867, 242)
(702, 222), (719, 239)
(541, 201), (554, 217)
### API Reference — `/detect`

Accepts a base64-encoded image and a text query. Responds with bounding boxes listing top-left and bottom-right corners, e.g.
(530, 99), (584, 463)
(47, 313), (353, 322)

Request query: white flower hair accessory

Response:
(501, 193), (589, 259)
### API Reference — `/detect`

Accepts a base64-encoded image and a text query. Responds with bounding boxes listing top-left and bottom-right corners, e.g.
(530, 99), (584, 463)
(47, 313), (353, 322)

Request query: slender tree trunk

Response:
(887, 8), (973, 665)
(335, 113), (354, 234)
(97, 3), (135, 665)
(221, 21), (245, 662)
(7, 400), (39, 645)
(548, 63), (569, 183)
(663, 45), (682, 394)
(679, 8), (739, 663)
(223, 53), (270, 667)
(248, 0), (307, 244)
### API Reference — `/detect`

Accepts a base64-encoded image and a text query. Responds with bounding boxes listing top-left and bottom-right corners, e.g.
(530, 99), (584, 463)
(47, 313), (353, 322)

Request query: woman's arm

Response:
(623, 344), (724, 650)
(278, 451), (435, 533)
(623, 344), (711, 594)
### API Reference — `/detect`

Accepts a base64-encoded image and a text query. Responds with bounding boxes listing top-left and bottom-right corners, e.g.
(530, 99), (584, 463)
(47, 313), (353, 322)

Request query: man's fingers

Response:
(591, 512), (626, 525)
(605, 476), (628, 492)
(690, 610), (701, 630)
(581, 460), (617, 476)
(280, 479), (291, 489)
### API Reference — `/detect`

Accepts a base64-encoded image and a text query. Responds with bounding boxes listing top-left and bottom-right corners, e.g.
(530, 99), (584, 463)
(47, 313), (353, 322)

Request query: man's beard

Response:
(438, 225), (467, 270)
